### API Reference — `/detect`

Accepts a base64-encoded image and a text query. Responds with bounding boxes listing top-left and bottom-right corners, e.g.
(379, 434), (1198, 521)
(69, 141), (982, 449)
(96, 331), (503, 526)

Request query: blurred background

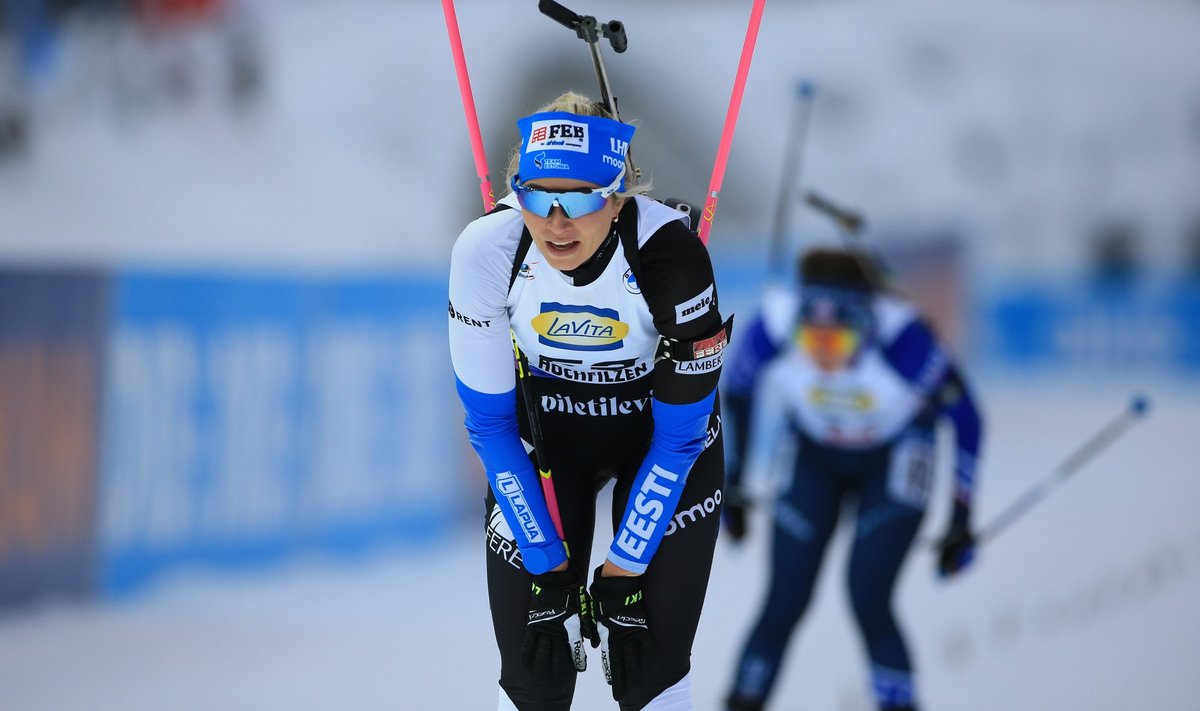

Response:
(1, 0), (1198, 709)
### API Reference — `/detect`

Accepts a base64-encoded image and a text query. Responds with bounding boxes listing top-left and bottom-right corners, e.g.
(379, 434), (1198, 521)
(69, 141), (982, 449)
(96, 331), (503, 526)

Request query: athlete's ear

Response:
(612, 196), (629, 221)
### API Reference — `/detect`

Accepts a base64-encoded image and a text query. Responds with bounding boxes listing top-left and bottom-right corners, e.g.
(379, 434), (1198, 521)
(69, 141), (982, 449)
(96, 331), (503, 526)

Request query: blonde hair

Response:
(504, 90), (652, 198)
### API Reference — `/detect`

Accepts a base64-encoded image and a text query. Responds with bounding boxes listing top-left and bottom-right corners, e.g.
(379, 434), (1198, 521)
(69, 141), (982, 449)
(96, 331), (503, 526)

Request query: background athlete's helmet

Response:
(797, 287), (872, 331)
(797, 248), (874, 328)
(796, 248), (875, 367)
(797, 247), (874, 292)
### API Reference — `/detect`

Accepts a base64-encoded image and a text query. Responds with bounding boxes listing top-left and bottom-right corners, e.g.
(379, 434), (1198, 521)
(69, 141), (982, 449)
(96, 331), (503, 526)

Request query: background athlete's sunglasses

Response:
(796, 324), (863, 362)
(510, 167), (625, 219)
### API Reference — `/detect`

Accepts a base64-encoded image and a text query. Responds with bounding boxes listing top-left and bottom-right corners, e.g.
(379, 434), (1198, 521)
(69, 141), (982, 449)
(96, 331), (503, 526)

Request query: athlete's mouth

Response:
(546, 240), (579, 253)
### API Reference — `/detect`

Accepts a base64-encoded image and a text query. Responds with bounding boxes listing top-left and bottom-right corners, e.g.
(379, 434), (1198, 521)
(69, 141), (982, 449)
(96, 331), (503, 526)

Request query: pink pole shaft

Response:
(442, 0), (495, 212)
(540, 474), (565, 541)
(699, 0), (766, 245)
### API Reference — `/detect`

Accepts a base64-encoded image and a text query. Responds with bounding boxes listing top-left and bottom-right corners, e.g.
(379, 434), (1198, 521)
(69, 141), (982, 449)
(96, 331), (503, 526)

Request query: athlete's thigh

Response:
(772, 441), (845, 559)
(848, 438), (931, 580)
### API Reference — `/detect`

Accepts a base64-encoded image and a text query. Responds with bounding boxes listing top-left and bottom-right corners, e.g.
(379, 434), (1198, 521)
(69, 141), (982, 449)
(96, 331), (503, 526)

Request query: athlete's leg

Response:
(725, 441), (845, 710)
(606, 409), (725, 710)
(845, 434), (932, 711)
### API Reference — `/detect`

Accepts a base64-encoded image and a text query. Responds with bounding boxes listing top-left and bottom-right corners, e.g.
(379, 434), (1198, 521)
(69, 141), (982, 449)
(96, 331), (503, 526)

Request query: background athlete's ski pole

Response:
(768, 80), (816, 274)
(699, 0), (767, 245)
(441, 0), (494, 211)
(974, 394), (1151, 546)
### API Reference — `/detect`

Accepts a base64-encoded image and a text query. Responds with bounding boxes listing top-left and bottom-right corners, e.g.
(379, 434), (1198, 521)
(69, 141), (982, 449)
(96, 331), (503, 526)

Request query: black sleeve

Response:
(637, 221), (726, 405)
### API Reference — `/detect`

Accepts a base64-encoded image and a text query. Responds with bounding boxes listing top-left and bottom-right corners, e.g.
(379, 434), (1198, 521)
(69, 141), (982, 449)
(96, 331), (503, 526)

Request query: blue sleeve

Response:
(721, 312), (783, 487)
(607, 388), (716, 574)
(881, 319), (951, 394)
(939, 368), (984, 506)
(882, 321), (983, 506)
(723, 312), (783, 398)
(455, 377), (568, 574)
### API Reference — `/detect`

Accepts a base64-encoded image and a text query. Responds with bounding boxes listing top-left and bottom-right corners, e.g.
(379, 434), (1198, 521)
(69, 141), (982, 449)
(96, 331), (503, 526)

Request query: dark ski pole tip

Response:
(1130, 394), (1151, 416)
(538, 0), (580, 30)
(606, 20), (627, 52)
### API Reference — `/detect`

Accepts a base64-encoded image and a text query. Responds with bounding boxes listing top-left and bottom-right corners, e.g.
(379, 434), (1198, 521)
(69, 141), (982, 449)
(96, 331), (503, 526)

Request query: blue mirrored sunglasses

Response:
(510, 166), (625, 219)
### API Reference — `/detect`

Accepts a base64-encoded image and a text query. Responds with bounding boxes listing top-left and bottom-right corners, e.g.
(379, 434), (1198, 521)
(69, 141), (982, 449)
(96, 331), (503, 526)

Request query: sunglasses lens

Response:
(515, 190), (555, 217)
(555, 193), (608, 218)
(515, 189), (609, 219)
(797, 326), (861, 361)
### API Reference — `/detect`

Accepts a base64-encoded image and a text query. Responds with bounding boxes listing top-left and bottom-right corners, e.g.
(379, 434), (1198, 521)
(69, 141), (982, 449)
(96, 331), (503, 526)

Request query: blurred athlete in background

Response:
(719, 247), (983, 711)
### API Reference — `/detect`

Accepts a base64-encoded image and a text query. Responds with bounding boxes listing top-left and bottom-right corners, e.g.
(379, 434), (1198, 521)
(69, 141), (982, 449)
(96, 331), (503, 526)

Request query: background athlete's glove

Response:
(936, 502), (977, 578)
(590, 567), (658, 701)
(521, 569), (597, 688)
(722, 486), (750, 542)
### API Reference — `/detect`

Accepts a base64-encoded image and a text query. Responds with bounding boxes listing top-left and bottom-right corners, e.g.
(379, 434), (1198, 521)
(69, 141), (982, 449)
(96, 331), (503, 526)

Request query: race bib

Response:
(887, 437), (935, 509)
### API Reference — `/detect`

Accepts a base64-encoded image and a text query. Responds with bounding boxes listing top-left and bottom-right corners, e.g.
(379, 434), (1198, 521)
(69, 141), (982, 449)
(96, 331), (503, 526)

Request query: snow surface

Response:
(1, 384), (1198, 711)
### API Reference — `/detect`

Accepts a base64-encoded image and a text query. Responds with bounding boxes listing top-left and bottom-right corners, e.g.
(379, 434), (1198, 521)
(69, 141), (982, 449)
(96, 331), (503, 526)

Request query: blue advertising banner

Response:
(978, 274), (1200, 375)
(99, 271), (463, 595)
(8, 255), (1192, 603)
(0, 269), (106, 605)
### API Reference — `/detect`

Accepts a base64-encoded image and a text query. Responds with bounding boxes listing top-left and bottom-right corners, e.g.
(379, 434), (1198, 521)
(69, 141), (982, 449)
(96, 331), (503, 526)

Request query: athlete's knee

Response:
(846, 554), (901, 628)
(498, 681), (573, 711)
(847, 583), (896, 636)
(623, 671), (693, 711)
(498, 688), (520, 711)
(748, 606), (803, 652)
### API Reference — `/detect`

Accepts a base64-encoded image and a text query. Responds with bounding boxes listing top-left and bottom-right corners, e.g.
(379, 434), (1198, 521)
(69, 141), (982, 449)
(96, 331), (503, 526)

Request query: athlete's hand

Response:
(590, 567), (658, 701)
(936, 504), (977, 578)
(521, 569), (597, 688)
(722, 486), (750, 542)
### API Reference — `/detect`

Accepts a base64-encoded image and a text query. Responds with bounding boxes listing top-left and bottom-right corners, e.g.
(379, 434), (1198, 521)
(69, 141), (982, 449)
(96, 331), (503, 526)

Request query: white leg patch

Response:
(497, 688), (519, 711)
(642, 672), (693, 710)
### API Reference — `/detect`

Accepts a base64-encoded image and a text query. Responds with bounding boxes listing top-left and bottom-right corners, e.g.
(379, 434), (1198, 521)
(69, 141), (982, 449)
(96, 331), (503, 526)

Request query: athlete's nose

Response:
(545, 205), (572, 230)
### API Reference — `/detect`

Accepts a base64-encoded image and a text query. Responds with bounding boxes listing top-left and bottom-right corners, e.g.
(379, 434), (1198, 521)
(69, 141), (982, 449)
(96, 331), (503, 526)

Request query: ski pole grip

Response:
(605, 20), (628, 52)
(539, 0), (580, 30)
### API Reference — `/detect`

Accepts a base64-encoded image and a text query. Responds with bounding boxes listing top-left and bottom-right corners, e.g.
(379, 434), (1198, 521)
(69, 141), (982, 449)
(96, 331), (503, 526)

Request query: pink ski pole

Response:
(699, 0), (766, 245)
(442, 0), (495, 212)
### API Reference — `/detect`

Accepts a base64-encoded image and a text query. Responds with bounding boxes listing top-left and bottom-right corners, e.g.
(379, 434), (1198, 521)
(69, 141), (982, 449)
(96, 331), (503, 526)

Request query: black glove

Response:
(521, 569), (598, 688)
(936, 503), (977, 578)
(589, 567), (658, 701)
(722, 486), (750, 542)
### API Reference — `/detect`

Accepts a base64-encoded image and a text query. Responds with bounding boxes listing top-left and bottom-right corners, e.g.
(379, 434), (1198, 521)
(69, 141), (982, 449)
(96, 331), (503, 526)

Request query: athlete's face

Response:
(520, 177), (622, 272)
